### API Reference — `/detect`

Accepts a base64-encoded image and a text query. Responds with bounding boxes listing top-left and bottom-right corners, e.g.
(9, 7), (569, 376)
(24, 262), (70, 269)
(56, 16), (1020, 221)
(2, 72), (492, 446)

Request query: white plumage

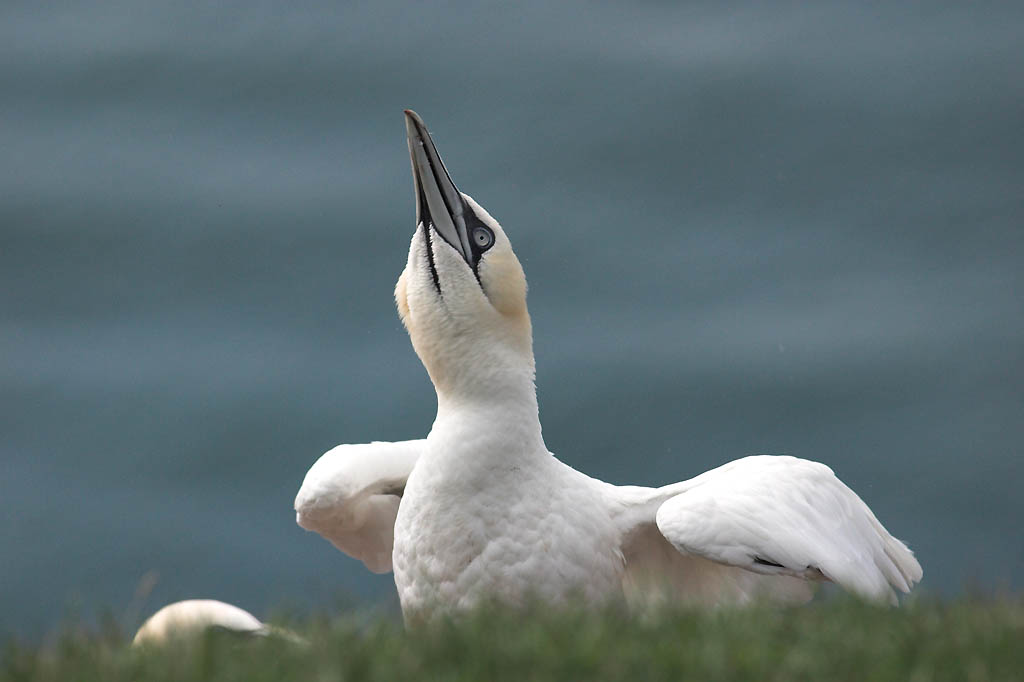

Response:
(133, 600), (265, 645)
(295, 111), (921, 619)
(295, 440), (422, 574)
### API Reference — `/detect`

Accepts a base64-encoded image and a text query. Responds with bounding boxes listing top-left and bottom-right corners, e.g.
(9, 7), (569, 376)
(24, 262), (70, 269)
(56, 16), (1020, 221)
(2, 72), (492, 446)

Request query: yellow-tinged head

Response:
(395, 111), (534, 403)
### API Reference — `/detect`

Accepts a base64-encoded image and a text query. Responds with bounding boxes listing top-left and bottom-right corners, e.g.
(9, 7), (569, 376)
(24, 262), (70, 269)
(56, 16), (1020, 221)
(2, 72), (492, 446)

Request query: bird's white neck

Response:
(427, 367), (547, 469)
(435, 374), (540, 424)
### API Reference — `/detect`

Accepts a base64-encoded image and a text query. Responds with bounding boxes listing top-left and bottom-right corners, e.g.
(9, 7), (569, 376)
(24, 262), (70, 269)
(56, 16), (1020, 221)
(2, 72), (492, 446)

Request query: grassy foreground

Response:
(4, 598), (1023, 681)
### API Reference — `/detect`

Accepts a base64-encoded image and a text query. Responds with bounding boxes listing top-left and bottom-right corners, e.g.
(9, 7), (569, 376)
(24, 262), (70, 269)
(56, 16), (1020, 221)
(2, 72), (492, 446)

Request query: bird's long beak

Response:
(404, 110), (474, 264)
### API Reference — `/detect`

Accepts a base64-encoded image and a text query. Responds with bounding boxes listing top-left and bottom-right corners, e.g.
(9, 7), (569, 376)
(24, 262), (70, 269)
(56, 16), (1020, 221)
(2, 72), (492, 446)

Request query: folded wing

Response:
(294, 439), (423, 573)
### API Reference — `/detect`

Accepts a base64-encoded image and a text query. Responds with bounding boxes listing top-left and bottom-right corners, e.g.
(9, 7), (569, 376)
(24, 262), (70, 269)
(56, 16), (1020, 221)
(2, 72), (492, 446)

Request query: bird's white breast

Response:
(392, 420), (624, 617)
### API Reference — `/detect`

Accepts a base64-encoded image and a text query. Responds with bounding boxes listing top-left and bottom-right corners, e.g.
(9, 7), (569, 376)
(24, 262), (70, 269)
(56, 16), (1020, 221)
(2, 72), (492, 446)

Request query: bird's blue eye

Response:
(472, 226), (494, 251)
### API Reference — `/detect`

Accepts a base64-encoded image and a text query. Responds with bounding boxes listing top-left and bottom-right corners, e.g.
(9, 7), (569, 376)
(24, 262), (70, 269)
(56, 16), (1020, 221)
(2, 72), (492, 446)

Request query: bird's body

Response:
(295, 111), (921, 620)
(393, 426), (624, 613)
(133, 600), (265, 645)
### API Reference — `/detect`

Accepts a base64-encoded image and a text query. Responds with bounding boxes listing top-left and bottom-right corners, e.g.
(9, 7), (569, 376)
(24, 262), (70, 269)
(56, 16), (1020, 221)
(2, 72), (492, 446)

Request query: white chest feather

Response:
(392, 433), (624, 616)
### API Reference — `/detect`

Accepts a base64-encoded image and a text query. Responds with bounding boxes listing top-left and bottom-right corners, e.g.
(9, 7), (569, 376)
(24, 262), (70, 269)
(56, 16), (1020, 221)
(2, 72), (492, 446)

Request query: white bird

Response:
(132, 599), (266, 645)
(133, 599), (305, 646)
(295, 110), (922, 620)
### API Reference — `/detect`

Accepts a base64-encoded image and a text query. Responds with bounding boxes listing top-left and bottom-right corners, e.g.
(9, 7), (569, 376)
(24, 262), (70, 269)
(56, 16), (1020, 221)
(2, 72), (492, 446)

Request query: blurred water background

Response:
(2, 1), (1022, 638)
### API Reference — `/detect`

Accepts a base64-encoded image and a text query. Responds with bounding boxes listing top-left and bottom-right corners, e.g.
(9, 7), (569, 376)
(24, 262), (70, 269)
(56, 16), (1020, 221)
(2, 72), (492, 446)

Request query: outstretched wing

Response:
(294, 439), (424, 573)
(613, 455), (922, 605)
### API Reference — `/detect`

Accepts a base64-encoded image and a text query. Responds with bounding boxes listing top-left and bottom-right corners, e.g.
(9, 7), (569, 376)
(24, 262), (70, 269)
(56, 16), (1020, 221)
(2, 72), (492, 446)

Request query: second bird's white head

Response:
(395, 111), (535, 406)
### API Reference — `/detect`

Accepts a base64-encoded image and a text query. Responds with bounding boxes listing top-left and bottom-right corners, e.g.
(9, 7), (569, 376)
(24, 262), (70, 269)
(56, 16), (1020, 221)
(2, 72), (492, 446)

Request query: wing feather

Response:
(294, 439), (423, 573)
(652, 455), (922, 603)
(619, 519), (816, 606)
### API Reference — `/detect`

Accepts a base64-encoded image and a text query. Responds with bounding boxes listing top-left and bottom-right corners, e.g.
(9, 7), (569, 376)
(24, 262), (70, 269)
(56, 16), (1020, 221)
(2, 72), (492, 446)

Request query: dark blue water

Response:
(2, 1), (1022, 638)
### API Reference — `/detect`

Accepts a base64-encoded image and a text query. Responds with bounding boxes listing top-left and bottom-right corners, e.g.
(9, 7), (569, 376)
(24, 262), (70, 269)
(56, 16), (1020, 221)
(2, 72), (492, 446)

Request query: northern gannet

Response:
(295, 111), (922, 619)
(133, 599), (305, 646)
(133, 600), (266, 645)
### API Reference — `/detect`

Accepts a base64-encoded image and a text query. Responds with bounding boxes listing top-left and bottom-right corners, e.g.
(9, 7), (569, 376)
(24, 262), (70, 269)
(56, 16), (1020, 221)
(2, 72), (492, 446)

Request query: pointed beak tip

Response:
(402, 111), (472, 264)
(404, 109), (425, 128)
(404, 111), (425, 149)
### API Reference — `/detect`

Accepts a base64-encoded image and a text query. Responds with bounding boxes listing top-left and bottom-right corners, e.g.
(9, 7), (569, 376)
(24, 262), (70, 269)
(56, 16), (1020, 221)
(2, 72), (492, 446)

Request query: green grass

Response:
(4, 597), (1022, 681)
